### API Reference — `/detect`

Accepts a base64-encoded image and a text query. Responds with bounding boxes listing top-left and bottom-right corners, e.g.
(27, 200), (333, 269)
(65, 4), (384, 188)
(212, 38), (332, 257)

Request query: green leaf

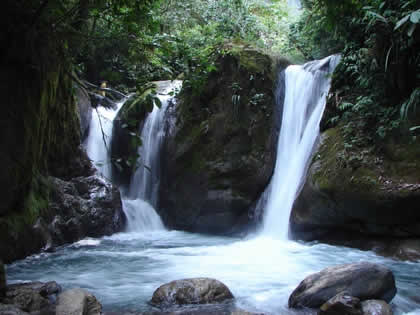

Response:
(154, 96), (162, 108)
(367, 11), (387, 24)
(410, 126), (420, 131)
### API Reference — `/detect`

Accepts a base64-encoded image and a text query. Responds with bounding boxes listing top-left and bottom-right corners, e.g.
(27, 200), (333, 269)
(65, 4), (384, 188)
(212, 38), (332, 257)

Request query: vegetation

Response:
(291, 0), (420, 145)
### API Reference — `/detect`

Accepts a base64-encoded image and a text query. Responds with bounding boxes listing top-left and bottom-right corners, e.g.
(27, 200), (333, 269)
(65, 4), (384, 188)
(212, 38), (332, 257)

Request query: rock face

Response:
(56, 288), (102, 315)
(0, 149), (125, 263)
(150, 278), (234, 307)
(290, 126), (420, 252)
(361, 300), (393, 315)
(288, 262), (396, 309)
(159, 45), (288, 233)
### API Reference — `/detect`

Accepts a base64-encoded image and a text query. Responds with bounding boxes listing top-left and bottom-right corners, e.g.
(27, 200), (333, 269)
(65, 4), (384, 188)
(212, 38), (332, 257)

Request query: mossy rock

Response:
(159, 45), (287, 233)
(291, 125), (420, 243)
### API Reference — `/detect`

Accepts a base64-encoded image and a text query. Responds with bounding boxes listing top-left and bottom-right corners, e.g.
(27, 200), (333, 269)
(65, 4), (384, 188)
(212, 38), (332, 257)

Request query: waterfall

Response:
(261, 55), (340, 238)
(85, 101), (125, 179)
(123, 81), (182, 232)
(85, 81), (181, 233)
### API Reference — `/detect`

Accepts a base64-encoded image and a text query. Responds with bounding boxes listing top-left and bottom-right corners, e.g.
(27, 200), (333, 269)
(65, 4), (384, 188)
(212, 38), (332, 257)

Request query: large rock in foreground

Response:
(150, 278), (234, 307)
(159, 45), (288, 233)
(56, 288), (101, 315)
(288, 262), (396, 309)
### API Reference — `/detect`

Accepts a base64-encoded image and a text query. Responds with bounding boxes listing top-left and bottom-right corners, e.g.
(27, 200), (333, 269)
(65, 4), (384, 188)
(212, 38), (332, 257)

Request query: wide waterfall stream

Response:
(7, 67), (420, 314)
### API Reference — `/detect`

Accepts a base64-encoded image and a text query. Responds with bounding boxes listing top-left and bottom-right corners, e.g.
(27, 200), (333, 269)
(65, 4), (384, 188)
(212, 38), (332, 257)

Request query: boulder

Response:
(150, 278), (234, 307)
(319, 292), (362, 315)
(288, 262), (396, 309)
(56, 288), (101, 315)
(361, 300), (393, 315)
(159, 45), (288, 233)
(47, 173), (126, 245)
(290, 127), (420, 250)
(2, 281), (61, 314)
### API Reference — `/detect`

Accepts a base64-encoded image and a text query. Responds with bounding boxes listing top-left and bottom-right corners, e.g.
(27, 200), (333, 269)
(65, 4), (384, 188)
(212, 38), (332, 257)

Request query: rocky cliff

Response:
(158, 45), (288, 233)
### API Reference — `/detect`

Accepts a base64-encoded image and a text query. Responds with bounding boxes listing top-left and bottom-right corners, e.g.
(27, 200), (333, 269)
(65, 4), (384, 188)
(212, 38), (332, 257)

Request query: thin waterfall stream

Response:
(6, 65), (420, 315)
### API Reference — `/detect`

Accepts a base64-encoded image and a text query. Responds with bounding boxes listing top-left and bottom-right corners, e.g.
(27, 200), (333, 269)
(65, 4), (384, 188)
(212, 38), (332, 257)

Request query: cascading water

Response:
(287, 0), (302, 9)
(85, 101), (125, 179)
(122, 81), (181, 232)
(84, 81), (181, 233)
(261, 55), (340, 238)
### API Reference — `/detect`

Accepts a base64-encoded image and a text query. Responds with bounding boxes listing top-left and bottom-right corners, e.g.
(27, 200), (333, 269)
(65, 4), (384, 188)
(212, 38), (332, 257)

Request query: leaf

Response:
(410, 10), (420, 24)
(154, 96), (162, 108)
(410, 126), (420, 131)
(394, 15), (410, 30)
(367, 11), (387, 24)
(384, 45), (392, 72)
(121, 123), (128, 129)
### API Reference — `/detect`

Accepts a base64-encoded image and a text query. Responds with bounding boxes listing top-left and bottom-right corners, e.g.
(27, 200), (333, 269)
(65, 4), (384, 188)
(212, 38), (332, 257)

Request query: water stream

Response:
(6, 67), (420, 314)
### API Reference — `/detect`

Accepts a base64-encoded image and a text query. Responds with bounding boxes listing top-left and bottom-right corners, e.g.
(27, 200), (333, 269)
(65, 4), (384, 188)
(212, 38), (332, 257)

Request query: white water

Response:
(85, 101), (125, 179)
(262, 55), (340, 238)
(84, 82), (181, 233)
(123, 81), (181, 232)
(287, 0), (301, 9)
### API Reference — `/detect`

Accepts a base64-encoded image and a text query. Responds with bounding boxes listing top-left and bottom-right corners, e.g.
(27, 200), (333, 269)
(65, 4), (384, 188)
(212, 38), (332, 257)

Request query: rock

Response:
(0, 260), (5, 297)
(150, 278), (234, 306)
(0, 304), (29, 315)
(3, 281), (61, 313)
(158, 44), (288, 234)
(76, 86), (92, 141)
(361, 300), (393, 315)
(47, 174), (126, 245)
(288, 262), (396, 309)
(290, 127), (420, 250)
(56, 288), (101, 315)
(319, 292), (362, 315)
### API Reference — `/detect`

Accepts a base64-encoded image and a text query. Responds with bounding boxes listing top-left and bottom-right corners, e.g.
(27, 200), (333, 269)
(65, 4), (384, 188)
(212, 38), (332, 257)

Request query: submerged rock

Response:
(159, 45), (288, 233)
(150, 278), (234, 307)
(56, 288), (101, 315)
(361, 300), (393, 315)
(319, 292), (362, 315)
(288, 262), (396, 309)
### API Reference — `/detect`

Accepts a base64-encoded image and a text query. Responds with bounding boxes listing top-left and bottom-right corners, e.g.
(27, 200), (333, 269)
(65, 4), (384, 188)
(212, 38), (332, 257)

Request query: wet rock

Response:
(150, 278), (234, 307)
(159, 45), (286, 234)
(47, 174), (126, 246)
(291, 127), (420, 248)
(0, 304), (29, 315)
(288, 262), (396, 309)
(319, 292), (362, 315)
(3, 281), (61, 313)
(56, 288), (101, 315)
(361, 300), (393, 315)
